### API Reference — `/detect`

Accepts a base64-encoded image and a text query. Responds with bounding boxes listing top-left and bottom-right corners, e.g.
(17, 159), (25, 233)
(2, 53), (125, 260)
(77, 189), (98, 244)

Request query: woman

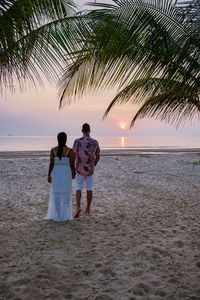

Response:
(44, 132), (75, 221)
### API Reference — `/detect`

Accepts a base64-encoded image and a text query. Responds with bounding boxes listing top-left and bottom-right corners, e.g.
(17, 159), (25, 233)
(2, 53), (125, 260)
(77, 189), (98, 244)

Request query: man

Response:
(73, 123), (100, 218)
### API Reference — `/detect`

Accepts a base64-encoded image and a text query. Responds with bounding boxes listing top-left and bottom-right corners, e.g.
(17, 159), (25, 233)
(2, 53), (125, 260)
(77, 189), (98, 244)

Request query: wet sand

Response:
(1, 150), (200, 299)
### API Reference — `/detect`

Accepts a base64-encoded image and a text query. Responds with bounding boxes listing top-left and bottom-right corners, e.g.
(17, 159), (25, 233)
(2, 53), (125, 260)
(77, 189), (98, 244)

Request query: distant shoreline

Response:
(0, 148), (200, 159)
(1, 136), (200, 152)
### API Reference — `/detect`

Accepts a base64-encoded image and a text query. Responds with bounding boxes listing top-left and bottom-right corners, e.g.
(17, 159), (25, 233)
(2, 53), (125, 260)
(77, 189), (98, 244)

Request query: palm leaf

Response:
(103, 77), (200, 126)
(59, 0), (200, 127)
(130, 88), (200, 128)
(0, 0), (87, 93)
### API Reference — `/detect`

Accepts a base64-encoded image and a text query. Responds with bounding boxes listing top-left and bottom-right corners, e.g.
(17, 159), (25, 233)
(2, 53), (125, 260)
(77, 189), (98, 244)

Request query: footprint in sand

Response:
(196, 261), (200, 268)
(155, 290), (167, 297)
(64, 294), (74, 299)
(94, 295), (112, 300)
(150, 280), (161, 287)
(131, 283), (150, 296)
(173, 240), (184, 248)
(100, 269), (116, 278)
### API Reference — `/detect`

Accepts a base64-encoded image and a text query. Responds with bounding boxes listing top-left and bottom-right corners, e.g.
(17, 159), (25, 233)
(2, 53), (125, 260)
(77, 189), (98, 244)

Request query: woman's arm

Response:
(47, 149), (54, 183)
(69, 149), (76, 179)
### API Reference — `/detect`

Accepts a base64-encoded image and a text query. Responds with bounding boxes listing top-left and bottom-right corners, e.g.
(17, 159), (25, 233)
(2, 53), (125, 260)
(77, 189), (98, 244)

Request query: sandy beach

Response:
(1, 150), (200, 300)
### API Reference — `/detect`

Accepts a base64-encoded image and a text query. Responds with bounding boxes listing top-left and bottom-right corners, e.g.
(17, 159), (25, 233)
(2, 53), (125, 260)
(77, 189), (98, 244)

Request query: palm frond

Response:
(103, 77), (200, 126)
(59, 0), (200, 127)
(175, 0), (200, 38)
(130, 88), (200, 128)
(0, 0), (87, 93)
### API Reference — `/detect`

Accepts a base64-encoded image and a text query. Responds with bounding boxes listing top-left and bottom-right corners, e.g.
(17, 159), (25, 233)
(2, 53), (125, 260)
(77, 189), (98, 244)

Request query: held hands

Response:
(48, 173), (75, 181)
(47, 175), (52, 183)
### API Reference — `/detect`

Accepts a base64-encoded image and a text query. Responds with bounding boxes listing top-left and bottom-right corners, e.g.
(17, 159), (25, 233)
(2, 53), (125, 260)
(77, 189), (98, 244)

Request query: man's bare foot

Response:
(85, 208), (90, 214)
(74, 209), (81, 218)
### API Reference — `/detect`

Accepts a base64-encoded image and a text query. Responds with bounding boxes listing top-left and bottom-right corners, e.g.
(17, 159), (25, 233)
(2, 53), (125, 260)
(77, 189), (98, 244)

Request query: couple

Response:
(44, 123), (100, 221)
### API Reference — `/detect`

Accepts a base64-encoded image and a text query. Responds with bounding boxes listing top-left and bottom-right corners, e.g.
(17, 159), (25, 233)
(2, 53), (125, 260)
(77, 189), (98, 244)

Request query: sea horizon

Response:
(0, 135), (200, 151)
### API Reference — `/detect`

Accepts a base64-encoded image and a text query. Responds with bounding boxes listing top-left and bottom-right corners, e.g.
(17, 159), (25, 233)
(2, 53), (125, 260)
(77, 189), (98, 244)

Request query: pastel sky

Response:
(0, 0), (199, 138)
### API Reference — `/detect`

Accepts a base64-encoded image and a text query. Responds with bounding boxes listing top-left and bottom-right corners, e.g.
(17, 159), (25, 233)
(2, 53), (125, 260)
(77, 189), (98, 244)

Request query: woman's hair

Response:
(57, 132), (67, 160)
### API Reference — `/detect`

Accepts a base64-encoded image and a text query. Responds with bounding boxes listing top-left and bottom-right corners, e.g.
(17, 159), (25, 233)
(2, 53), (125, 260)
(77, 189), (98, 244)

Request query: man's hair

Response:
(82, 123), (90, 133)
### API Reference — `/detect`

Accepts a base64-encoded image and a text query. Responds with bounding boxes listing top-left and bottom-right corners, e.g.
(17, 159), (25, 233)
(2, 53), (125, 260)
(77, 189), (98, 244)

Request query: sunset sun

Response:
(121, 124), (125, 129)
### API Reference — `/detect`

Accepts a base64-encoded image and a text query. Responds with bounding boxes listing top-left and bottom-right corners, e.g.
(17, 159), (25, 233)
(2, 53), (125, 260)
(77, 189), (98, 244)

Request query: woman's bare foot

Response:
(74, 209), (81, 218)
(85, 207), (90, 214)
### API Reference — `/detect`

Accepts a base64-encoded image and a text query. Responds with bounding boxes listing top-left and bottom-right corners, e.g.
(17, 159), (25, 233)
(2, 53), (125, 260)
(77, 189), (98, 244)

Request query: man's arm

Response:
(69, 150), (76, 179)
(71, 140), (77, 177)
(95, 142), (100, 166)
(95, 153), (100, 166)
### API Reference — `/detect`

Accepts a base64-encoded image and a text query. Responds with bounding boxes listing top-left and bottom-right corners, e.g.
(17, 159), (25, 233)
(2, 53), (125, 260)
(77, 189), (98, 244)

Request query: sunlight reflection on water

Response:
(0, 136), (200, 151)
(121, 137), (125, 147)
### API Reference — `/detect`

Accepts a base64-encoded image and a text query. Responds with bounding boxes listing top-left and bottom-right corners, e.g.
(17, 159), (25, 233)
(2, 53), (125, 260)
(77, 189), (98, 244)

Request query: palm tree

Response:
(1, 0), (199, 127)
(59, 0), (200, 127)
(0, 0), (85, 93)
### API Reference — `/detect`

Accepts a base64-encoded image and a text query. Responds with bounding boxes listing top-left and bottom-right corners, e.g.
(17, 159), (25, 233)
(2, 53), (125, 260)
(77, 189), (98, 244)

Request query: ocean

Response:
(0, 136), (200, 151)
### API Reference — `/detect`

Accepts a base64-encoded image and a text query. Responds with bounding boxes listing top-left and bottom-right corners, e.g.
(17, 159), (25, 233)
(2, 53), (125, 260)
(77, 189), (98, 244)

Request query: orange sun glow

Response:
(121, 124), (125, 129)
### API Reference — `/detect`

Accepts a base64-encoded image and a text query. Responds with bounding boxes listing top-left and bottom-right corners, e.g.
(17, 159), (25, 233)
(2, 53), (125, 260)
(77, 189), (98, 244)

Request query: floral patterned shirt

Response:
(73, 135), (100, 176)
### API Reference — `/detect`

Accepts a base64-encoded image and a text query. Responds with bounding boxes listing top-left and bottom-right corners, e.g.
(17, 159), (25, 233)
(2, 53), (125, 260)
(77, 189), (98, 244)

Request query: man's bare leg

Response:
(74, 190), (82, 218)
(85, 190), (92, 214)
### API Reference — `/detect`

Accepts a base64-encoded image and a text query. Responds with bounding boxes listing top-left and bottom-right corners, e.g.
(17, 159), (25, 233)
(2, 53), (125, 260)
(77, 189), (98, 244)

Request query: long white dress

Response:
(44, 148), (72, 221)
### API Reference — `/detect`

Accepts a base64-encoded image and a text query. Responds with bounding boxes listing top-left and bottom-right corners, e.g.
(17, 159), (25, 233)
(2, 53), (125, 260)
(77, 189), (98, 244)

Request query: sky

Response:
(0, 0), (199, 139)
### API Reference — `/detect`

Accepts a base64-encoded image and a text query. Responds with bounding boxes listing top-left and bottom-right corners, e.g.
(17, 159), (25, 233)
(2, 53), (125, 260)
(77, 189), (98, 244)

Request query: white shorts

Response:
(76, 173), (93, 191)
